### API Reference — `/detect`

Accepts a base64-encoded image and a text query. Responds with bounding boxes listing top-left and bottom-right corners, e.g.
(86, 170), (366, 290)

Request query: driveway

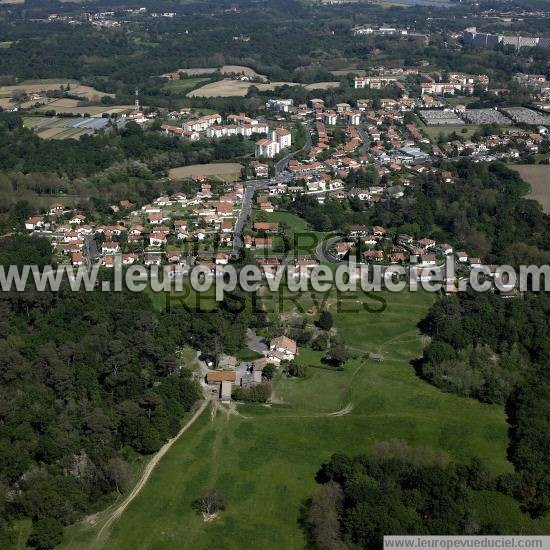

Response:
(246, 328), (267, 353)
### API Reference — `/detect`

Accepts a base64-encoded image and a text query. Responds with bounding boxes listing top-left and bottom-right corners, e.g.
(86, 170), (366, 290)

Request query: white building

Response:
(255, 139), (280, 158)
(272, 128), (292, 149)
(266, 98), (294, 112)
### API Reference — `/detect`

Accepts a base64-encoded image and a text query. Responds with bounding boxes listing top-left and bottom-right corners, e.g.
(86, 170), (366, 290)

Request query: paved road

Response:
(315, 235), (344, 264)
(84, 234), (99, 265)
(274, 124), (312, 176)
(246, 328), (267, 353)
(232, 179), (267, 257)
(357, 127), (371, 157)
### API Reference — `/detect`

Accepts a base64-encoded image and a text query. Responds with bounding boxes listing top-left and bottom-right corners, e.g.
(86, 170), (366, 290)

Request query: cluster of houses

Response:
(353, 71), (489, 96)
(445, 128), (549, 162)
(205, 335), (297, 402)
(24, 178), (249, 270)
(330, 225), (519, 296)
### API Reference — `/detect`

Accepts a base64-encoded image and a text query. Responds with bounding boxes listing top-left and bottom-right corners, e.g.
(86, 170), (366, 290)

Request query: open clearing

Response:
(0, 97), (13, 109)
(331, 69), (366, 76)
(168, 163), (242, 181)
(0, 80), (114, 101)
(187, 78), (339, 97)
(220, 65), (267, 81)
(418, 121), (481, 141)
(61, 288), (549, 549)
(513, 164), (550, 213)
(186, 79), (287, 97)
(161, 78), (211, 94)
(304, 81), (340, 90)
(251, 208), (327, 254)
(176, 68), (218, 76)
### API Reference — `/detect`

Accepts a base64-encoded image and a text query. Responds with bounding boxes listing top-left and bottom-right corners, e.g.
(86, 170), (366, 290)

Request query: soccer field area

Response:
(61, 288), (550, 549)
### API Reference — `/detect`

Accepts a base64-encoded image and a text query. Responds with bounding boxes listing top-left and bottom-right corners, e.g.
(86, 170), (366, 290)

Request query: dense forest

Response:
(0, 236), (254, 548)
(308, 447), (501, 549)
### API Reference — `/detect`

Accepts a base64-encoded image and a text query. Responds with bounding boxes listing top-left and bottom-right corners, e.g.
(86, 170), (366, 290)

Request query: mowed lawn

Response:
(58, 288), (546, 550)
(168, 163), (242, 182)
(419, 122), (481, 142)
(251, 208), (329, 254)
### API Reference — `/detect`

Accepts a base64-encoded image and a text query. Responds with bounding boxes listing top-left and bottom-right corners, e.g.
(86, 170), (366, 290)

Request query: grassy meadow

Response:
(513, 164), (550, 213)
(251, 208), (329, 255)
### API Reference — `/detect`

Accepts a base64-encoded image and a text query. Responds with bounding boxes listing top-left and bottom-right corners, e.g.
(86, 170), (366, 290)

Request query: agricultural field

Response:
(187, 79), (340, 98)
(35, 103), (132, 116)
(0, 97), (15, 109)
(303, 81), (340, 90)
(186, 79), (276, 98)
(513, 164), (550, 213)
(0, 80), (114, 101)
(21, 116), (44, 129)
(330, 69), (366, 76)
(23, 115), (119, 140)
(168, 163), (242, 181)
(60, 288), (549, 550)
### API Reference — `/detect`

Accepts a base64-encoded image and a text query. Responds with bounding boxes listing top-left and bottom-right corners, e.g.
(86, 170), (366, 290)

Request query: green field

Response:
(21, 116), (45, 129)
(251, 208), (328, 255)
(161, 77), (211, 95)
(59, 287), (548, 550)
(419, 122), (481, 142)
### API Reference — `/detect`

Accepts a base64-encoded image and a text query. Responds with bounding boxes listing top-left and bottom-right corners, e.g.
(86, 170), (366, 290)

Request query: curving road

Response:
(315, 235), (344, 264)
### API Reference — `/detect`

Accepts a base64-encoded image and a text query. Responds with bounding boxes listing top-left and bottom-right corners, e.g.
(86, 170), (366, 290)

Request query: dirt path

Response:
(94, 400), (209, 548)
(326, 402), (354, 416)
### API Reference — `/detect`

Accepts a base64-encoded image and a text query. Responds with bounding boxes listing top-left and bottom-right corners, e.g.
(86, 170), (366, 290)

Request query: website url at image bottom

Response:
(384, 537), (550, 550)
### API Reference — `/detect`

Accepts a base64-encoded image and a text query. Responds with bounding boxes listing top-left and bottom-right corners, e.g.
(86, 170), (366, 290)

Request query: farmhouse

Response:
(266, 336), (297, 363)
(254, 222), (279, 233)
(206, 370), (237, 402)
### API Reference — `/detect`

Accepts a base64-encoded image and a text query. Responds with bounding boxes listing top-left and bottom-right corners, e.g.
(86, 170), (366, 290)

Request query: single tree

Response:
(317, 310), (333, 331)
(193, 489), (226, 516)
